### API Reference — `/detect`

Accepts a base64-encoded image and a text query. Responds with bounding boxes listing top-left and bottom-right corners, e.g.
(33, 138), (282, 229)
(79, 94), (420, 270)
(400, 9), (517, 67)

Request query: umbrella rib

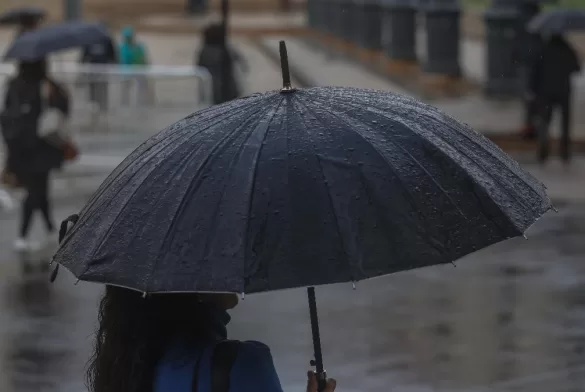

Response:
(311, 89), (545, 203)
(240, 96), (286, 281)
(198, 98), (282, 260)
(66, 100), (268, 247)
(298, 99), (464, 261)
(144, 99), (280, 291)
(305, 95), (469, 220)
(82, 100), (271, 268)
(308, 94), (540, 221)
(290, 99), (371, 276)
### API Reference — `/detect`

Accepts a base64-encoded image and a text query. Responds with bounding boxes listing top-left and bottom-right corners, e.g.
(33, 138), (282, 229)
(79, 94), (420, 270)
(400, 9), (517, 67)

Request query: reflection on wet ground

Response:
(1, 203), (585, 391)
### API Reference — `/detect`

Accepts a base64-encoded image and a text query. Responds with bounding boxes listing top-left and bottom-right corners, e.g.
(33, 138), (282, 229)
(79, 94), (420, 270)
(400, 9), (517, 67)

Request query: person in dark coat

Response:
(530, 34), (581, 164)
(515, 3), (543, 140)
(1, 59), (70, 250)
(16, 15), (41, 36)
(196, 23), (247, 105)
(80, 25), (117, 112)
(86, 287), (337, 392)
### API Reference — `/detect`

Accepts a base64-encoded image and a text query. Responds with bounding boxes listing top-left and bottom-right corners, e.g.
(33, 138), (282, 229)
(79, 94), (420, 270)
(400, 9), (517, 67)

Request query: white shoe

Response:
(42, 231), (58, 249)
(0, 189), (14, 211)
(14, 238), (31, 251)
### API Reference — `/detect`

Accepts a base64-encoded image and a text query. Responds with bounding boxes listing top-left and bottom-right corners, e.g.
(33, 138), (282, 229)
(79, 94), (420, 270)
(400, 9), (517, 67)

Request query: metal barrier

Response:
(0, 62), (213, 136)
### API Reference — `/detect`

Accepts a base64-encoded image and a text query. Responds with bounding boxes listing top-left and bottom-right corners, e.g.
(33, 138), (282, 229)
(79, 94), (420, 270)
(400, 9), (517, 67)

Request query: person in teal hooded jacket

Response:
(119, 26), (150, 105)
(119, 26), (148, 66)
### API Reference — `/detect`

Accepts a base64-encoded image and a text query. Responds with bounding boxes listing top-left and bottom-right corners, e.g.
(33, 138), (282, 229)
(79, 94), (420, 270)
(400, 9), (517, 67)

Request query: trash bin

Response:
(339, 0), (357, 42)
(356, 0), (383, 50)
(307, 0), (317, 29)
(186, 0), (208, 14)
(382, 0), (417, 61)
(330, 0), (345, 37)
(422, 0), (461, 76)
(64, 0), (82, 20)
(484, 2), (522, 97)
(484, 0), (549, 97)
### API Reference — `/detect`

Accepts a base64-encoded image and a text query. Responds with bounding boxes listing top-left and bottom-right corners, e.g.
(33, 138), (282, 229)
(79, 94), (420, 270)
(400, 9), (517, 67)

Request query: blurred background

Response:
(0, 0), (585, 391)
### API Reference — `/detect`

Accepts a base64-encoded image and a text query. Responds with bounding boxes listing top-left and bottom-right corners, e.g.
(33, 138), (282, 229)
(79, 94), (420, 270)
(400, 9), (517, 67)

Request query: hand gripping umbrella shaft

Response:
(307, 287), (327, 392)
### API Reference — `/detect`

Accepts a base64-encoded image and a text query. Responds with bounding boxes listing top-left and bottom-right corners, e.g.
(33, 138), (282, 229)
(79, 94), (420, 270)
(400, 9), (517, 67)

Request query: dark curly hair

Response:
(86, 286), (229, 392)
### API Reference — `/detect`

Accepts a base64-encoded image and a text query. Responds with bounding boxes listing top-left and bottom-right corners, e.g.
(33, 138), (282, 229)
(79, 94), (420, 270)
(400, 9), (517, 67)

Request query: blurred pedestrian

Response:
(196, 23), (247, 105)
(80, 22), (117, 113)
(16, 15), (41, 36)
(86, 286), (337, 392)
(0, 185), (14, 211)
(119, 26), (151, 106)
(515, 3), (544, 140)
(530, 34), (581, 164)
(0, 59), (71, 251)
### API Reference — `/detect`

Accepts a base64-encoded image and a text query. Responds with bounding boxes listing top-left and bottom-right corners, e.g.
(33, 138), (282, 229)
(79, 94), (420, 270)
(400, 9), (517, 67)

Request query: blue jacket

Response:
(154, 340), (284, 392)
(119, 26), (147, 66)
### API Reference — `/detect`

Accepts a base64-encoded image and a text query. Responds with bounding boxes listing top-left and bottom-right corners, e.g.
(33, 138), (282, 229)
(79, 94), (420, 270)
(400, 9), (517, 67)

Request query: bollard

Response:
(64, 0), (82, 20)
(423, 0), (462, 77)
(326, 0), (341, 35)
(315, 0), (333, 33)
(186, 0), (208, 14)
(307, 0), (316, 29)
(381, 0), (417, 62)
(356, 0), (383, 50)
(332, 0), (346, 38)
(483, 1), (522, 97)
(339, 0), (357, 42)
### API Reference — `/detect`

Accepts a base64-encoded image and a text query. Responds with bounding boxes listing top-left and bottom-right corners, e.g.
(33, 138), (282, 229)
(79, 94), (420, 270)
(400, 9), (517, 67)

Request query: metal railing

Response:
(0, 62), (213, 136)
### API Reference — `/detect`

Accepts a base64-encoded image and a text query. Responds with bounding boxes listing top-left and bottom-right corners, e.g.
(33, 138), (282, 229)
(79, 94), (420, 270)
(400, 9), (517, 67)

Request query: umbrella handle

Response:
(307, 287), (327, 392)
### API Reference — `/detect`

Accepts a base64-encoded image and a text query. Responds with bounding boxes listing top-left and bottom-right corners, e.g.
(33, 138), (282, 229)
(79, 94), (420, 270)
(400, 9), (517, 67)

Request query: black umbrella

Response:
(0, 6), (45, 25)
(528, 8), (585, 35)
(221, 0), (229, 34)
(4, 21), (110, 61)
(52, 42), (551, 390)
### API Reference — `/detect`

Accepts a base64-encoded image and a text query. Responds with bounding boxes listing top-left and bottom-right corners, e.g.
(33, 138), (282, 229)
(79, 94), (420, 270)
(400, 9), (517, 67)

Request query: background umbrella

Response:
(52, 42), (552, 391)
(0, 6), (45, 25)
(4, 21), (110, 61)
(528, 8), (585, 35)
(221, 0), (229, 35)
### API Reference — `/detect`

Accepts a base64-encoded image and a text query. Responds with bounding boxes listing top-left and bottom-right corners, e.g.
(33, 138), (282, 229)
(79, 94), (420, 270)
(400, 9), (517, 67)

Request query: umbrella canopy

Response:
(4, 21), (110, 61)
(52, 57), (551, 294)
(528, 9), (585, 35)
(0, 6), (45, 25)
(52, 41), (551, 390)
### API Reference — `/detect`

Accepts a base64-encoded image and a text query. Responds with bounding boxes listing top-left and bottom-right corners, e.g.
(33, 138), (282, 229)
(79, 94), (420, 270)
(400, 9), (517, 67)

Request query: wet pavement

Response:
(1, 175), (585, 391)
(0, 35), (584, 392)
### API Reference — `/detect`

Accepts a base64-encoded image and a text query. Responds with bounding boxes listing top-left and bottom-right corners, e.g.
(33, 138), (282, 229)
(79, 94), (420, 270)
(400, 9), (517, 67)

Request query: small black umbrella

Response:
(4, 21), (110, 61)
(528, 9), (585, 35)
(52, 42), (551, 390)
(0, 6), (45, 25)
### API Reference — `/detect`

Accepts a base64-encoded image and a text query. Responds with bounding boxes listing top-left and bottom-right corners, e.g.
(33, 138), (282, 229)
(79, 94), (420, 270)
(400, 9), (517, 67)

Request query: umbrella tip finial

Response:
(279, 40), (295, 93)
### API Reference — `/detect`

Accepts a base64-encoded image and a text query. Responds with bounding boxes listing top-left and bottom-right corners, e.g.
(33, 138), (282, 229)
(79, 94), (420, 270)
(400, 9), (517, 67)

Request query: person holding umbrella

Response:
(79, 21), (117, 114)
(515, 3), (543, 140)
(2, 21), (109, 251)
(52, 42), (551, 392)
(85, 287), (337, 392)
(1, 59), (69, 250)
(196, 23), (247, 105)
(529, 34), (580, 164)
(0, 6), (45, 36)
(527, 9), (585, 163)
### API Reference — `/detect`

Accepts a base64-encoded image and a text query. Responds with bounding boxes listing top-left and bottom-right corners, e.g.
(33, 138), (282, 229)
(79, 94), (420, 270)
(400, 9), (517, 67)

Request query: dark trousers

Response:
(537, 94), (571, 163)
(20, 171), (54, 238)
(89, 81), (109, 111)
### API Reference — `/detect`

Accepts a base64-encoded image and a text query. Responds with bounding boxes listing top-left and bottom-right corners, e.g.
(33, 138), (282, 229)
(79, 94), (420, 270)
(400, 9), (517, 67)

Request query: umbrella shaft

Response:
(307, 286), (326, 391)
